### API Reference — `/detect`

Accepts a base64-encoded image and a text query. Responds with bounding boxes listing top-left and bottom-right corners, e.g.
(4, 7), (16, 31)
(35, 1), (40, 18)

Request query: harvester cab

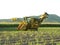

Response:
(24, 17), (31, 23)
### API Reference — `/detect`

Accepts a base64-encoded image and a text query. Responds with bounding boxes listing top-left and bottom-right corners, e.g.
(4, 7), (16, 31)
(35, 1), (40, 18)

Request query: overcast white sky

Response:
(0, 0), (60, 19)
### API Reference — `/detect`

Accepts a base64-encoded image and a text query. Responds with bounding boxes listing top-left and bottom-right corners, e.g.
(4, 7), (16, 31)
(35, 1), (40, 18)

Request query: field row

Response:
(0, 31), (60, 45)
(0, 27), (60, 31)
(0, 24), (60, 27)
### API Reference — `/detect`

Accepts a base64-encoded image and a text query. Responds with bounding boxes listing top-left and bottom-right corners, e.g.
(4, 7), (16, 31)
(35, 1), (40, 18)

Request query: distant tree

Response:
(11, 18), (17, 21)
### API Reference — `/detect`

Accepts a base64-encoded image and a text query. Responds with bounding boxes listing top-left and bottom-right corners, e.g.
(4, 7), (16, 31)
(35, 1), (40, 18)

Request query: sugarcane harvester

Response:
(17, 12), (49, 30)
